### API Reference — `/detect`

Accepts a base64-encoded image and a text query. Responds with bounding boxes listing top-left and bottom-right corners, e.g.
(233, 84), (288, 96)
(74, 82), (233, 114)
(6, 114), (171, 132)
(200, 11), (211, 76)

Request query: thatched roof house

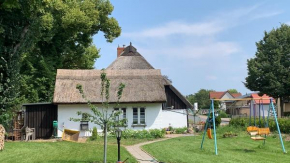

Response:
(53, 43), (192, 109)
(53, 69), (168, 104)
(23, 43), (193, 139)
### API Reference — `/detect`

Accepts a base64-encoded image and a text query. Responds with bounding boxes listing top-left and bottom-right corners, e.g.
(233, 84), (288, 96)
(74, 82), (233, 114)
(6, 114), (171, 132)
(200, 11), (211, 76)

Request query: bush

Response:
(174, 127), (187, 134)
(90, 127), (98, 140)
(229, 117), (290, 134)
(222, 131), (238, 138)
(218, 111), (228, 118)
(121, 129), (165, 139)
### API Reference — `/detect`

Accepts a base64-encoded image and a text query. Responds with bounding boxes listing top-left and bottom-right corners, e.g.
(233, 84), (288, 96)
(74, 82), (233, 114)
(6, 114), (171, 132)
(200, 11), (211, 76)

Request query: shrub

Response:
(90, 127), (98, 140)
(174, 127), (187, 134)
(229, 117), (290, 134)
(121, 129), (165, 139)
(218, 111), (228, 118)
(222, 131), (238, 138)
(149, 129), (166, 138)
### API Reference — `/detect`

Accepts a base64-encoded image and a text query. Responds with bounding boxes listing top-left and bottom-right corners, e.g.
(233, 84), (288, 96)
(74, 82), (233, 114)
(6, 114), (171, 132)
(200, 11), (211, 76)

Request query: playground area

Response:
(142, 126), (290, 163)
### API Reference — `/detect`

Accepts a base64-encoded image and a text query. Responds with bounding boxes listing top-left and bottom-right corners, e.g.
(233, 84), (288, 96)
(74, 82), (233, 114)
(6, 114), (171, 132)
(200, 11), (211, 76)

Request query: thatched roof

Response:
(107, 44), (154, 70)
(53, 69), (167, 104)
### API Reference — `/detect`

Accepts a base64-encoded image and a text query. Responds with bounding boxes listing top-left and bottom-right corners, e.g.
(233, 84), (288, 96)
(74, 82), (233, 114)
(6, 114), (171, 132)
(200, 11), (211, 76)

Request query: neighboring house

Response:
(227, 93), (274, 117)
(209, 91), (242, 110)
(51, 43), (192, 137)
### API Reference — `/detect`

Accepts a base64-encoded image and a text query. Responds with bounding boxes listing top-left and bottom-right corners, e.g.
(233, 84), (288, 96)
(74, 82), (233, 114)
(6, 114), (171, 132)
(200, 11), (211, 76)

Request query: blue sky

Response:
(93, 0), (290, 96)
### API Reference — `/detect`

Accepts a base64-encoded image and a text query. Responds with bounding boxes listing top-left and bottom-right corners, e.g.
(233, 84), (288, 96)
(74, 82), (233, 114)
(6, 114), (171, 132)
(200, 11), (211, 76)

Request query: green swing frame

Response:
(200, 98), (286, 155)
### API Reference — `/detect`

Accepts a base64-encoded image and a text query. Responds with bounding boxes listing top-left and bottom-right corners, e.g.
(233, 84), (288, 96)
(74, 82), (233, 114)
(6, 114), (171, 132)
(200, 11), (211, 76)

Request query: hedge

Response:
(229, 117), (290, 134)
(120, 129), (166, 139)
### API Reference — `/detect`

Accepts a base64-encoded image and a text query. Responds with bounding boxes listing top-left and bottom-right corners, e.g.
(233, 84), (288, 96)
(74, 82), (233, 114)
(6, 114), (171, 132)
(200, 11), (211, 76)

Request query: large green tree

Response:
(186, 89), (215, 109)
(1, 0), (121, 101)
(0, 0), (121, 127)
(245, 24), (290, 116)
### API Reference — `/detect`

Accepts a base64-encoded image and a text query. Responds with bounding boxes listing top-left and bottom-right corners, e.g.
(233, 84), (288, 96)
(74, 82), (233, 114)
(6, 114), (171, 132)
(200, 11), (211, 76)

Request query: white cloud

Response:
(139, 41), (239, 59)
(286, 22), (290, 25)
(251, 11), (283, 20)
(123, 4), (282, 40)
(123, 21), (225, 38)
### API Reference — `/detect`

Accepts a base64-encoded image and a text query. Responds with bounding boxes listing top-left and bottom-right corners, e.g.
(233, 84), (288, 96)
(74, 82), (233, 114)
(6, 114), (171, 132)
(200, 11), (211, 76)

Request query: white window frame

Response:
(132, 107), (146, 125)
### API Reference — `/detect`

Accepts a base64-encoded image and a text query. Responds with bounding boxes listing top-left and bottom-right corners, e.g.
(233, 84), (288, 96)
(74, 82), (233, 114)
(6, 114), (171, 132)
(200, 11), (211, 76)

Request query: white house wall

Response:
(57, 103), (187, 137)
(160, 109), (187, 128)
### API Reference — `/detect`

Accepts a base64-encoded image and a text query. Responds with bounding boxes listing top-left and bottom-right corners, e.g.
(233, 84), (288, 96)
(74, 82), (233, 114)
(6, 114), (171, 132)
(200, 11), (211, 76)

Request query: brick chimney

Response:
(117, 46), (125, 57)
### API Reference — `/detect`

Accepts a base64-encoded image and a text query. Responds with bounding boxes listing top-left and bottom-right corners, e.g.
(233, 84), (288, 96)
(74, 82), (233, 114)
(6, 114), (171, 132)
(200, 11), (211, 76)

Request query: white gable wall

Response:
(57, 103), (187, 137)
(220, 92), (234, 110)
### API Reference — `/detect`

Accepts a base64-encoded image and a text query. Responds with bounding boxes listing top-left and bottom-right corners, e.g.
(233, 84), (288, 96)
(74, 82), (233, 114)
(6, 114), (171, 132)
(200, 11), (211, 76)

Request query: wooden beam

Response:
(211, 98), (272, 101)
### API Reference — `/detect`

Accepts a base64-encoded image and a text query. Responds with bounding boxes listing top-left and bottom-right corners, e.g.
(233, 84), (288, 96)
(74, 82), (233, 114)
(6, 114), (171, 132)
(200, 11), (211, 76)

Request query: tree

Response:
(71, 70), (126, 163)
(186, 94), (195, 105)
(227, 89), (238, 94)
(245, 24), (290, 116)
(187, 89), (215, 109)
(1, 0), (121, 126)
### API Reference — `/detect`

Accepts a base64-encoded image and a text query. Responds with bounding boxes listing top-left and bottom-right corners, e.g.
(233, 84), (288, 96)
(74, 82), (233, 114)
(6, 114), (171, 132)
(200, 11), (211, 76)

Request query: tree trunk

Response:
(0, 124), (5, 151)
(103, 123), (107, 163)
(280, 97), (284, 117)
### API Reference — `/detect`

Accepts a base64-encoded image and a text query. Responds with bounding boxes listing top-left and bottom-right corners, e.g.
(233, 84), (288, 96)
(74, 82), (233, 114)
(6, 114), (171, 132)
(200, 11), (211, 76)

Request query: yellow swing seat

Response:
(251, 136), (266, 141)
(247, 126), (259, 136)
(258, 127), (270, 135)
(250, 127), (270, 141)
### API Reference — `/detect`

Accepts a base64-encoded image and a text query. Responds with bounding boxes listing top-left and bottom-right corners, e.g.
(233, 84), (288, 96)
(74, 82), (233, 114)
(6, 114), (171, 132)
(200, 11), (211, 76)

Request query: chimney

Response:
(117, 45), (125, 57)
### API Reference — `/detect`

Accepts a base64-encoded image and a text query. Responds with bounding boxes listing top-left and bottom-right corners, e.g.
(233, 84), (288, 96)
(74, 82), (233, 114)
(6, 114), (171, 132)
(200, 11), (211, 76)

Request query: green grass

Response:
(0, 141), (136, 163)
(89, 136), (160, 146)
(142, 126), (290, 163)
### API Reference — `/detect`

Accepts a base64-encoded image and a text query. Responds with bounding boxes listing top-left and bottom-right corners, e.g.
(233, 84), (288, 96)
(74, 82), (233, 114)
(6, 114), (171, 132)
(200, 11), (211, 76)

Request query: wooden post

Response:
(0, 124), (5, 151)
(277, 98), (281, 118)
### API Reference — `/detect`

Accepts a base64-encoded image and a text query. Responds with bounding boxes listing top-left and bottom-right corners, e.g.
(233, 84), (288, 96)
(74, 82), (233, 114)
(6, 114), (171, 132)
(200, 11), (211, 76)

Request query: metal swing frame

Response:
(200, 98), (287, 155)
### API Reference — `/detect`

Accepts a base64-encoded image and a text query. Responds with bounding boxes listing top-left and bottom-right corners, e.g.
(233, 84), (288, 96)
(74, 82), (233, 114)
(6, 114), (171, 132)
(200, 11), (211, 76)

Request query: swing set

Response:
(200, 98), (287, 155)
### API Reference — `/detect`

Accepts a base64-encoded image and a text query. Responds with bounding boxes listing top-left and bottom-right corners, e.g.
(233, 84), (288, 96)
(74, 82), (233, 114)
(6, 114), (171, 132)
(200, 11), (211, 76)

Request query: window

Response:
(133, 108), (138, 124)
(114, 108), (126, 121)
(140, 108), (145, 124)
(122, 108), (126, 119)
(132, 107), (146, 125)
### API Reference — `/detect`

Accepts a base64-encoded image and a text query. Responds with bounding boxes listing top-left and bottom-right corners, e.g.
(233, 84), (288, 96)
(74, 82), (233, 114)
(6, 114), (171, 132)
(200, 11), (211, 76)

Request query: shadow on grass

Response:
(231, 148), (256, 153)
(47, 160), (96, 163)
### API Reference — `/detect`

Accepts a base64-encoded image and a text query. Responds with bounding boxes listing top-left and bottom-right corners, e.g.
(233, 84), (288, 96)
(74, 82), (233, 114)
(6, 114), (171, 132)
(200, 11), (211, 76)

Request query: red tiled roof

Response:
(251, 94), (275, 104)
(232, 93), (242, 98)
(209, 92), (225, 99)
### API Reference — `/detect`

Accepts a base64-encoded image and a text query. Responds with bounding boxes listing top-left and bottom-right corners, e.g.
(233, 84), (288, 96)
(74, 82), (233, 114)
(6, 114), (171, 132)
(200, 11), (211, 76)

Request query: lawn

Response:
(90, 136), (161, 146)
(0, 141), (137, 163)
(142, 126), (290, 163)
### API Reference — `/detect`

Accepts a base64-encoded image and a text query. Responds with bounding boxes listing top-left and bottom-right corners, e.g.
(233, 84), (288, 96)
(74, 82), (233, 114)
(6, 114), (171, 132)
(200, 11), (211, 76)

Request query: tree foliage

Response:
(245, 24), (290, 115)
(0, 0), (121, 127)
(70, 70), (125, 163)
(227, 89), (238, 94)
(186, 89), (215, 109)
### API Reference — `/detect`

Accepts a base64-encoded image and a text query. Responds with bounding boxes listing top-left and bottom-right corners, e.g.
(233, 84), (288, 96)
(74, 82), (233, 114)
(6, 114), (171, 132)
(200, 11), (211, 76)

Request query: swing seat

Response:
(251, 136), (266, 141)
(258, 128), (270, 135)
(249, 131), (258, 136)
(247, 126), (259, 133)
(207, 128), (213, 139)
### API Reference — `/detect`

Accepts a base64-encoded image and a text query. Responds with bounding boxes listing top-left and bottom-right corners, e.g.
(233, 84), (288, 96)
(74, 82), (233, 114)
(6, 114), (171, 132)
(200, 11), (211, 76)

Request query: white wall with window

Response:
(57, 103), (187, 137)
